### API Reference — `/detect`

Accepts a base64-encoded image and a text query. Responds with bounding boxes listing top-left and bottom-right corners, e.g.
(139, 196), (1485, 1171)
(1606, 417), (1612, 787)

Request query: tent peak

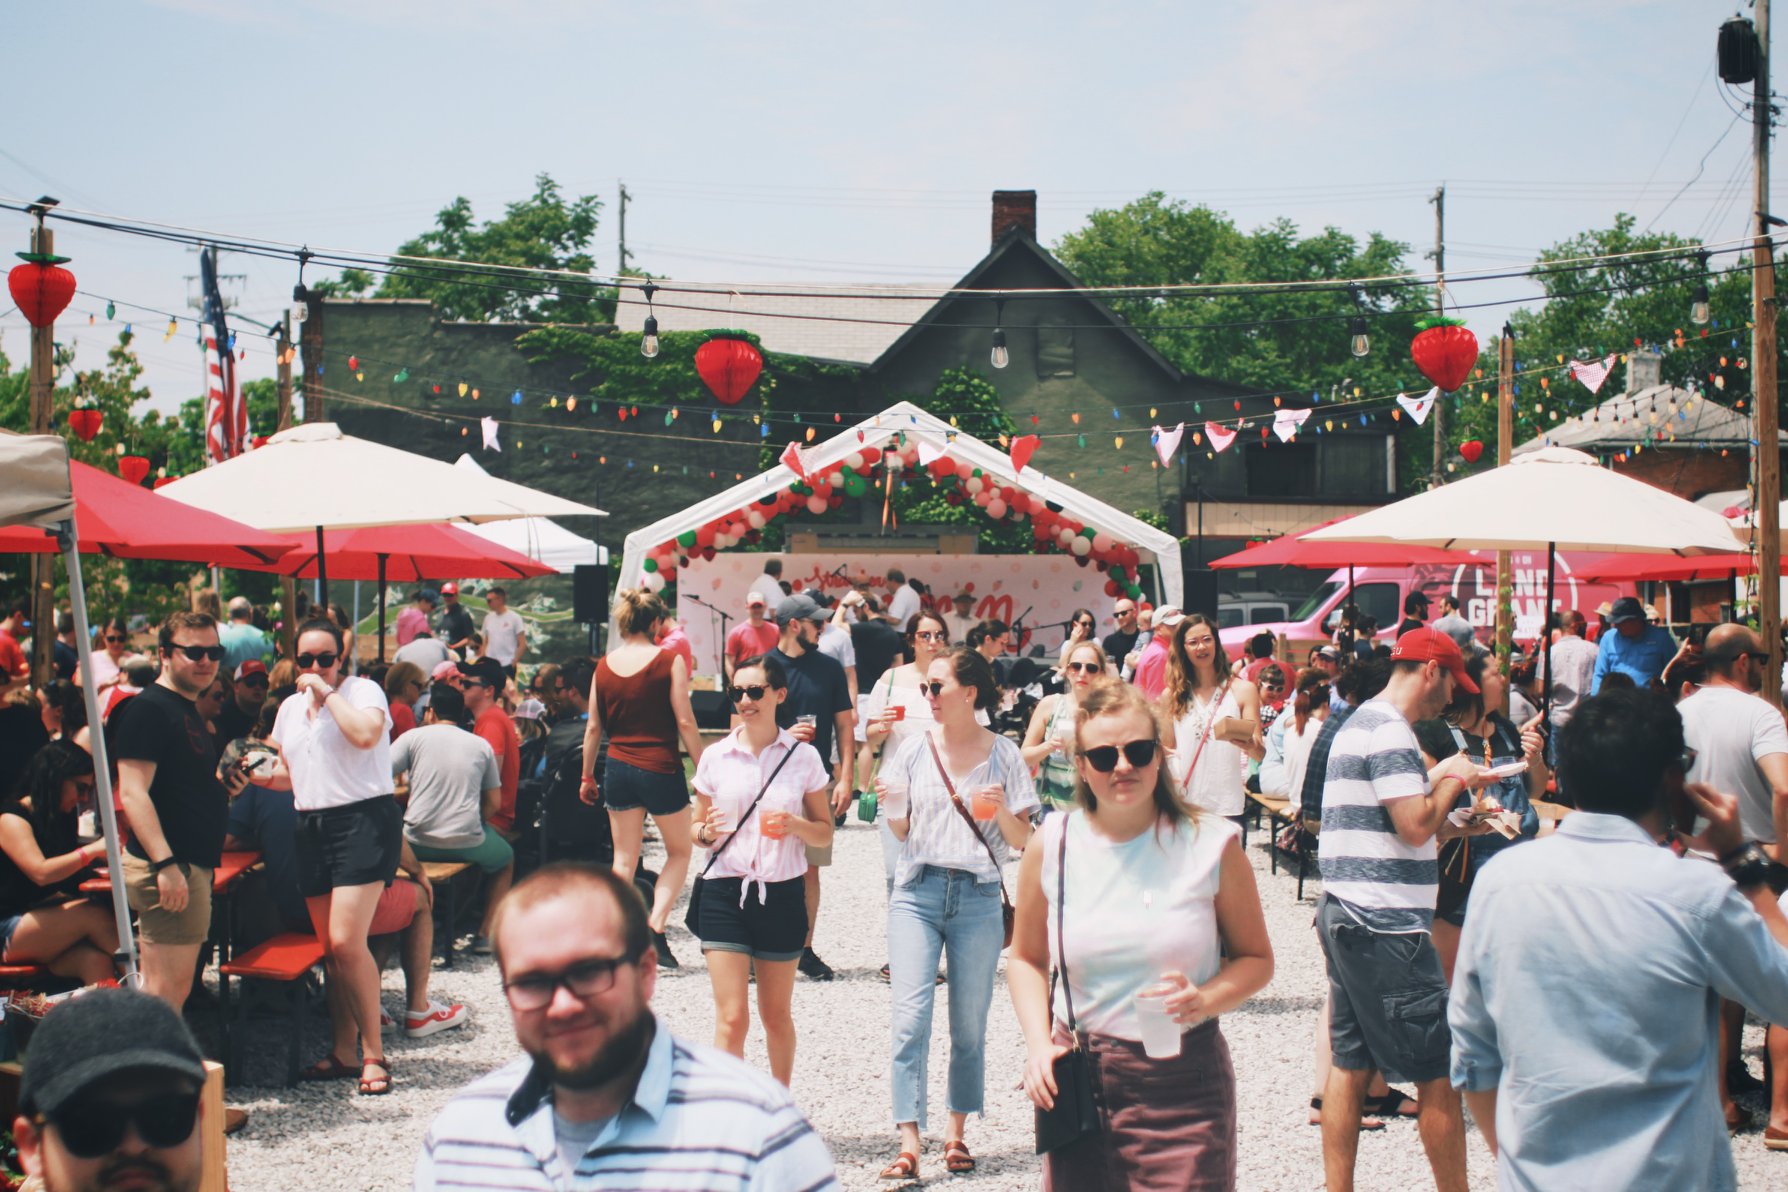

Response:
(1511, 446), (1599, 468)
(267, 422), (346, 445)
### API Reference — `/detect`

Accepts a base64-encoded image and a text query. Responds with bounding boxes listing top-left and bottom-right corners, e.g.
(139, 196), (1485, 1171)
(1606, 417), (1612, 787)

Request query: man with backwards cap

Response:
(436, 582), (476, 659)
(1591, 596), (1677, 694)
(14, 986), (209, 1192)
(724, 590), (781, 685)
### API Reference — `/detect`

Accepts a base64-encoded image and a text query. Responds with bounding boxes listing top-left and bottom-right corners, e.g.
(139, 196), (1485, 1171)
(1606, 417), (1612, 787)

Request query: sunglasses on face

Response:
(924, 680), (946, 697)
(914, 630), (945, 642)
(1082, 739), (1159, 772)
(167, 644), (226, 663)
(295, 652), (338, 669)
(241, 675), (269, 688)
(105, 634), (126, 643)
(1115, 607), (1135, 617)
(503, 953), (636, 1012)
(728, 684), (768, 703)
(1065, 661), (1101, 674)
(47, 1091), (200, 1158)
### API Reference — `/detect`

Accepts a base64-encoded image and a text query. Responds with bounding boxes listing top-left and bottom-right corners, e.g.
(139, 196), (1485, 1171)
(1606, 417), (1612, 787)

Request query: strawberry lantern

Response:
(1409, 317), (1479, 392)
(118, 455), (151, 486)
(1459, 439), (1485, 465)
(694, 334), (764, 406)
(7, 250), (76, 328)
(67, 407), (103, 442)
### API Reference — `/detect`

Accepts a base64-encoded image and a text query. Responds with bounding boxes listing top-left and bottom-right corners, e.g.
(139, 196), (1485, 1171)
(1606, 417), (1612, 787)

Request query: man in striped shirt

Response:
(1317, 627), (1490, 1192)
(415, 864), (839, 1191)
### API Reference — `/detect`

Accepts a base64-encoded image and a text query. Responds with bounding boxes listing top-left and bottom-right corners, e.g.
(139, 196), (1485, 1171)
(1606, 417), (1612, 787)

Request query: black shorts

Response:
(695, 875), (807, 961)
(295, 796), (402, 898)
(1317, 895), (1451, 1085)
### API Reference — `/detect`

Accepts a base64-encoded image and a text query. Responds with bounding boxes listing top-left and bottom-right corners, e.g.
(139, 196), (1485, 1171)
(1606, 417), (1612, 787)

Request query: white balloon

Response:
(806, 495), (828, 515)
(747, 511), (766, 529)
(642, 570), (666, 592)
(1070, 536), (1092, 556)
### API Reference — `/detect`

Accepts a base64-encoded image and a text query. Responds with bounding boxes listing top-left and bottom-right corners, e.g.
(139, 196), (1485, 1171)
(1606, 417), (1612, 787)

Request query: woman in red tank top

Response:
(581, 589), (707, 968)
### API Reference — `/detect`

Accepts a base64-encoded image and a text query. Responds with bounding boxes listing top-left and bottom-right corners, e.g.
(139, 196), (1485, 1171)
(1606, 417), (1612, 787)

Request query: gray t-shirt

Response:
(394, 636), (452, 672)
(390, 723), (500, 849)
(1681, 685), (1788, 844)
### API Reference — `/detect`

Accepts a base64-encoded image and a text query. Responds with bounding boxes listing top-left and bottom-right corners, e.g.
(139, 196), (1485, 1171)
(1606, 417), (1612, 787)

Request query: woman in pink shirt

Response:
(689, 654), (833, 1086)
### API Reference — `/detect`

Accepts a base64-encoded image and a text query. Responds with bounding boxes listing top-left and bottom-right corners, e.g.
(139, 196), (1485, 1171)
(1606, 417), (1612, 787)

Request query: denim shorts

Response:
(603, 757), (690, 816)
(0, 913), (23, 959)
(1317, 895), (1451, 1085)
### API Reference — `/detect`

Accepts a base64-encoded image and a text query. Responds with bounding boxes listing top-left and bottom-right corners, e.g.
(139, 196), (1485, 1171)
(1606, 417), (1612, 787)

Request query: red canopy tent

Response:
(1566, 552), (1756, 583)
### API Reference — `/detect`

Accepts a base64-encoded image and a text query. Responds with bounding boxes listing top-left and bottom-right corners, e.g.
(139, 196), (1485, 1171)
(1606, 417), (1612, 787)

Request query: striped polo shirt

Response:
(414, 1016), (839, 1191)
(1317, 697), (1437, 933)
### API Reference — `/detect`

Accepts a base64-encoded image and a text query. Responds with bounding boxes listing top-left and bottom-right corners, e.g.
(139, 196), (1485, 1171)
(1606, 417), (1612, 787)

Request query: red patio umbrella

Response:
(0, 458), (295, 565)
(1566, 551), (1757, 583)
(1207, 516), (1467, 570)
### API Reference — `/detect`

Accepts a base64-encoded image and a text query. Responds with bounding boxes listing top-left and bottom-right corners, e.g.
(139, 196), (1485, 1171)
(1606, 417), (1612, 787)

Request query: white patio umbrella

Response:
(453, 455), (608, 571)
(1304, 446), (1743, 709)
(158, 422), (606, 602)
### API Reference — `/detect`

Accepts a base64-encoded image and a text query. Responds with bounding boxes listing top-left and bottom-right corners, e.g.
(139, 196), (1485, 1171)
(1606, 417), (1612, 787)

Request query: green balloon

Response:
(677, 530), (698, 548)
(1126, 583), (1143, 599)
(643, 557), (658, 573)
(843, 473), (867, 497)
(790, 482), (811, 497)
(1078, 526), (1097, 539)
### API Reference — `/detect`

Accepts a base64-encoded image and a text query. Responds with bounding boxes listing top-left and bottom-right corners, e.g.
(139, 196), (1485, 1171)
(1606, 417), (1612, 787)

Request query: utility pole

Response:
(25, 205), (58, 685)
(1494, 323), (1515, 668)
(274, 309), (297, 660)
(1429, 185), (1447, 489)
(300, 285), (324, 423)
(617, 180), (631, 276)
(1754, 0), (1783, 706)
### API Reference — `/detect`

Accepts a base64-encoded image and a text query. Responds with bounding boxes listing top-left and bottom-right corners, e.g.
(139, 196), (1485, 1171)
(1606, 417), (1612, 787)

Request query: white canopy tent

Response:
(618, 401), (1182, 622)
(454, 455), (608, 571)
(0, 434), (138, 982)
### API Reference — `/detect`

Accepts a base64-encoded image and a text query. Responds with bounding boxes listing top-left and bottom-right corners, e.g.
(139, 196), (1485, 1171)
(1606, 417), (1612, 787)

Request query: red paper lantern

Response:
(1410, 320), (1480, 392)
(1459, 439), (1485, 464)
(8, 256), (76, 328)
(153, 477), (176, 489)
(118, 455), (151, 486)
(694, 336), (763, 406)
(67, 407), (103, 442)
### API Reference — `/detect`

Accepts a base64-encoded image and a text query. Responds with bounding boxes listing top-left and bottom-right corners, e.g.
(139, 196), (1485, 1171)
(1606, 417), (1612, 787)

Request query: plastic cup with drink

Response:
(971, 783), (1005, 821)
(878, 775), (910, 820)
(711, 793), (742, 836)
(761, 809), (792, 839)
(1135, 979), (1183, 1060)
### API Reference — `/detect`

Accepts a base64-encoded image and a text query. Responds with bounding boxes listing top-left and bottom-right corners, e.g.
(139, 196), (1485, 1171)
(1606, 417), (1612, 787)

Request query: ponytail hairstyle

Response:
(614, 588), (669, 638)
(1292, 667), (1330, 736)
(935, 645), (1000, 712)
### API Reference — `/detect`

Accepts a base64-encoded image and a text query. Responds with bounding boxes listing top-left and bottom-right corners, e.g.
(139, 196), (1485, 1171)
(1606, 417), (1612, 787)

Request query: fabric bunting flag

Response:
(480, 416), (501, 452)
(1272, 408), (1311, 442)
(779, 440), (811, 481)
(1151, 423), (1185, 467)
(917, 438), (950, 467)
(1395, 388), (1438, 426)
(1008, 433), (1041, 473)
(1569, 354), (1617, 395)
(1204, 421), (1238, 453)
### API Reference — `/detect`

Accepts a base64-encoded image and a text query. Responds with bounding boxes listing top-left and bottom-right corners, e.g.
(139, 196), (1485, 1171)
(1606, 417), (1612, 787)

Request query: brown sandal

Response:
(358, 1058), (393, 1096)
(878, 1151), (919, 1181)
(301, 1054), (358, 1081)
(943, 1140), (976, 1172)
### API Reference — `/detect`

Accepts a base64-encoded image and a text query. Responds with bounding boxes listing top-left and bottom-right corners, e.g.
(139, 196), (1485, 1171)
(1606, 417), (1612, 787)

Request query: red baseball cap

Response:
(440, 582), (459, 596)
(1390, 626), (1478, 693)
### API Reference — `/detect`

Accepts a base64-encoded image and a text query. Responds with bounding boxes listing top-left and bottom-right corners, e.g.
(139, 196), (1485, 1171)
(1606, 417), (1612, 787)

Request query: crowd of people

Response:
(9, 567), (1788, 1191)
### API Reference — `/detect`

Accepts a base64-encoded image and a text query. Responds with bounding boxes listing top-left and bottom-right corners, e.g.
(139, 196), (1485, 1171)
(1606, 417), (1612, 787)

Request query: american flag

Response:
(200, 247), (246, 463)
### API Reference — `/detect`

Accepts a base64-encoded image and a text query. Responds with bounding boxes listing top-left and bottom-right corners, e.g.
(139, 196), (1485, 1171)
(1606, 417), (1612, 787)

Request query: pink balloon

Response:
(806, 495), (827, 515)
(987, 498), (1008, 519)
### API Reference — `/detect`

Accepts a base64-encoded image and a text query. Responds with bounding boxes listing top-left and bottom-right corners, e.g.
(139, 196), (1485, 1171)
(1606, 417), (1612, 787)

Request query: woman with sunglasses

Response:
(1057, 608), (1098, 670)
(875, 646), (1036, 1181)
(863, 612), (951, 886)
(383, 662), (427, 741)
(0, 741), (119, 985)
(1161, 615), (1262, 824)
(582, 588), (706, 970)
(688, 654), (833, 1086)
(1023, 641), (1110, 814)
(84, 617), (131, 693)
(1010, 681), (1273, 1189)
(255, 617), (399, 1096)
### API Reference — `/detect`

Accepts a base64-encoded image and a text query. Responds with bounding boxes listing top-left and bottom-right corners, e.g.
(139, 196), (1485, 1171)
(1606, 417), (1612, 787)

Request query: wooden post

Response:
(26, 221), (57, 686)
(1495, 323), (1515, 666)
(1754, 0), (1783, 707)
(275, 312), (297, 660)
(300, 287), (324, 424)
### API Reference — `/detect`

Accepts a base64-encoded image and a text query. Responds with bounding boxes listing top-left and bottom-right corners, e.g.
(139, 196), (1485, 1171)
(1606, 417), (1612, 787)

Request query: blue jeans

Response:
(887, 864), (1005, 1130)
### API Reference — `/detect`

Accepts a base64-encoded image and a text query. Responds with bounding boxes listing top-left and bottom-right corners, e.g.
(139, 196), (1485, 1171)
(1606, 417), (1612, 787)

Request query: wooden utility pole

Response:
(26, 214), (58, 686)
(275, 310), (297, 660)
(300, 287), (324, 424)
(1755, 0), (1783, 707)
(1429, 186), (1448, 489)
(617, 180), (631, 276)
(1494, 323), (1515, 666)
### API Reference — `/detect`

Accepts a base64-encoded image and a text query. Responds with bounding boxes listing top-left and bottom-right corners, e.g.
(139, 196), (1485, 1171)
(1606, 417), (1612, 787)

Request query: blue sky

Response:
(1, 0), (1769, 415)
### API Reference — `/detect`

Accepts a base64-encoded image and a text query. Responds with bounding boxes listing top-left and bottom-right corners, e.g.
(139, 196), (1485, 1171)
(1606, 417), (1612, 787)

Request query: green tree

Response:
(363, 174), (614, 324)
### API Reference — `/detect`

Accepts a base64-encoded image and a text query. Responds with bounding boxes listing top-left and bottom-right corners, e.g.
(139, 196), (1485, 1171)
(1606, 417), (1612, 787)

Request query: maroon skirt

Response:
(1044, 1018), (1237, 1192)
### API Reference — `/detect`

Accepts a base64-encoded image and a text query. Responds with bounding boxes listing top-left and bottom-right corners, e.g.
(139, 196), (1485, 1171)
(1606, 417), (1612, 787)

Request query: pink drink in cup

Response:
(971, 783), (1004, 821)
(761, 810), (791, 839)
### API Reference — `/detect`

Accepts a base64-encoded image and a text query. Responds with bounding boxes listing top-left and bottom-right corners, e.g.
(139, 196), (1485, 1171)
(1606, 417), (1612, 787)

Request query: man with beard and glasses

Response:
(415, 863), (839, 1190)
(14, 986), (209, 1192)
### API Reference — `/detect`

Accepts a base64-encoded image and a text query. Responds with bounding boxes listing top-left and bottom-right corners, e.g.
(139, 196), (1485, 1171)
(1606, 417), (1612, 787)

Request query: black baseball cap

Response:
(457, 658), (507, 689)
(20, 987), (206, 1117)
(1608, 596), (1647, 625)
(776, 594), (827, 627)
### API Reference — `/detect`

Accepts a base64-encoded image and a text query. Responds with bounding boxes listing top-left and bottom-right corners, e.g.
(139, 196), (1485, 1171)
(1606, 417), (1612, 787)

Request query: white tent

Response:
(454, 455), (608, 571)
(618, 401), (1182, 617)
(0, 434), (138, 981)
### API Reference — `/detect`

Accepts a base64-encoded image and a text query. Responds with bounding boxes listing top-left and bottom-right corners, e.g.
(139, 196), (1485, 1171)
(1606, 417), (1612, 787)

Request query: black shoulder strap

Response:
(697, 741), (797, 878)
(1049, 815), (1079, 1033)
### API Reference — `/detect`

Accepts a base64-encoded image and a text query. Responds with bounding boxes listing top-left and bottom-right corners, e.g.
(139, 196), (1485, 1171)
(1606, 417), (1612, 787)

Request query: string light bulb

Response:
(990, 299), (1009, 369)
(1347, 284), (1370, 358)
(1689, 251), (1711, 326)
(640, 281), (660, 359)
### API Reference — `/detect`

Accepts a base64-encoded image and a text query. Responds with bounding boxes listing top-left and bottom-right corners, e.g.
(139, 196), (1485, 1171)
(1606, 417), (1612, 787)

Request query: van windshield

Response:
(1291, 581), (1343, 622)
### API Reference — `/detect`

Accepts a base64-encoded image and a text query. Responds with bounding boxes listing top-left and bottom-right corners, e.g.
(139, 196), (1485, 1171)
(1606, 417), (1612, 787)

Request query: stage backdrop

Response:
(673, 553), (1113, 678)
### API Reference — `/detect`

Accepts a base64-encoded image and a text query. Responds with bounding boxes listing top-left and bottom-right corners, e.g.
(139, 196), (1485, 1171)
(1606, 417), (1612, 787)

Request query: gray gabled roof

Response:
(610, 282), (934, 366)
(1513, 384), (1786, 454)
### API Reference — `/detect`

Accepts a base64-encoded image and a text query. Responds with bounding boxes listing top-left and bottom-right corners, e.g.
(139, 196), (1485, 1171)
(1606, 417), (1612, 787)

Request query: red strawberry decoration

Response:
(1410, 317), (1479, 392)
(67, 407), (103, 442)
(1459, 439), (1484, 464)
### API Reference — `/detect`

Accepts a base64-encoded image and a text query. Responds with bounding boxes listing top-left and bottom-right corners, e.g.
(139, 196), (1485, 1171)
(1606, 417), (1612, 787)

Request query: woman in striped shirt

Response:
(876, 647), (1037, 1180)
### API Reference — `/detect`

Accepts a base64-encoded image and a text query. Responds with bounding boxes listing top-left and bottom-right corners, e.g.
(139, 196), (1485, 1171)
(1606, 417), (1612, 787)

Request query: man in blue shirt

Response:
(1589, 596), (1675, 693)
(1450, 688), (1788, 1189)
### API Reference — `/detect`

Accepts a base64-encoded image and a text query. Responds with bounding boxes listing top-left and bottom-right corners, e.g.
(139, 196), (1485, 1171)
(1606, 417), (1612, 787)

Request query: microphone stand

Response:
(680, 593), (734, 676)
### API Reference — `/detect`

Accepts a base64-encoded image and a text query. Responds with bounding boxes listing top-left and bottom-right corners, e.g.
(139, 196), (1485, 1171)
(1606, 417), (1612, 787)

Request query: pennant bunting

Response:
(480, 416), (501, 452)
(916, 438), (950, 467)
(1272, 408), (1312, 442)
(779, 440), (811, 481)
(1395, 388), (1438, 425)
(1150, 423), (1184, 468)
(1568, 354), (1617, 394)
(1204, 421), (1238, 453)
(1008, 433), (1041, 473)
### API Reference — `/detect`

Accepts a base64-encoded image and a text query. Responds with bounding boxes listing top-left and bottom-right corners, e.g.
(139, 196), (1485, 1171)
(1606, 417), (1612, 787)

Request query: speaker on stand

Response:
(1179, 541), (1219, 617)
(573, 564), (607, 656)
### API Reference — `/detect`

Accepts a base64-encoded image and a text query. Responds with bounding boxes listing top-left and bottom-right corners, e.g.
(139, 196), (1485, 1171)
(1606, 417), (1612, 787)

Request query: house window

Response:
(1320, 434), (1392, 497)
(1244, 442), (1316, 497)
(1035, 321), (1075, 377)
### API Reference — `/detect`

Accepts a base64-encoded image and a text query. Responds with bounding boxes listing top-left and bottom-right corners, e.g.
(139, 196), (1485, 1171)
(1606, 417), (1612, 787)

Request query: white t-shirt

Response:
(271, 676), (393, 812)
(817, 623), (856, 672)
(752, 574), (785, 607)
(1168, 685), (1249, 817)
(942, 612), (978, 645)
(481, 609), (526, 665)
(1548, 635), (1599, 727)
(1681, 685), (1788, 844)
(886, 584), (921, 629)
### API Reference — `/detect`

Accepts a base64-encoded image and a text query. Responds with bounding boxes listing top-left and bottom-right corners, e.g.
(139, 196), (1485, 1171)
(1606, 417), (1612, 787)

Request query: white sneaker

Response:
(405, 1001), (468, 1038)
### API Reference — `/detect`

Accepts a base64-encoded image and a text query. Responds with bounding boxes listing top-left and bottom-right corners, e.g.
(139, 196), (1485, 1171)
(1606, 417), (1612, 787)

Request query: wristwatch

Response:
(1720, 842), (1772, 889)
(149, 855), (179, 874)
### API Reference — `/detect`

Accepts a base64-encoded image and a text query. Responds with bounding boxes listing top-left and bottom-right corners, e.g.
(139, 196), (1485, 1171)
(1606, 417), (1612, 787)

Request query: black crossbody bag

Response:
(683, 746), (796, 934)
(1035, 817), (1102, 1154)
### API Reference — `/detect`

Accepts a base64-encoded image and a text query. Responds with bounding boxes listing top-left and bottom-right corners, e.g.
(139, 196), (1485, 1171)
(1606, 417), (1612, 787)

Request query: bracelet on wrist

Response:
(149, 855), (178, 874)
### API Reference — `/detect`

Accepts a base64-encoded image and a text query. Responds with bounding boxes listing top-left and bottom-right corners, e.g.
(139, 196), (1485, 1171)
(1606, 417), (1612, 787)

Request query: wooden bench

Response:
(1247, 792), (1318, 900)
(422, 861), (477, 968)
(216, 933), (325, 1087)
(0, 964), (51, 990)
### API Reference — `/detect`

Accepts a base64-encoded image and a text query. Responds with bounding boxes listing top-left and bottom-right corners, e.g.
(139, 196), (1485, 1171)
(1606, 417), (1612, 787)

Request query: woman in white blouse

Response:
(1160, 614), (1262, 824)
(689, 654), (833, 1087)
(875, 647), (1036, 1181)
(1010, 679), (1273, 1189)
(862, 609), (951, 887)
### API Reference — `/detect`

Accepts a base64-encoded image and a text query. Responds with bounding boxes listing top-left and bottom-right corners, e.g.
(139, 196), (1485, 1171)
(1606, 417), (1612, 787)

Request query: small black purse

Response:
(1034, 818), (1102, 1154)
(684, 746), (795, 934)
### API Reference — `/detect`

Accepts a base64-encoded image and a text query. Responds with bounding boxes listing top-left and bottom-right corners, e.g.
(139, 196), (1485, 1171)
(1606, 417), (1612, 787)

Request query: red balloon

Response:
(694, 336), (764, 405)
(118, 455), (151, 486)
(1104, 580), (1121, 596)
(7, 261), (75, 328)
(67, 408), (103, 442)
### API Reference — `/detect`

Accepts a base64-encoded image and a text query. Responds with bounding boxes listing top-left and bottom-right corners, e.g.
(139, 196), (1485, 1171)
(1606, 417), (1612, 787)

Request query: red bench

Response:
(0, 964), (51, 988)
(217, 933), (325, 1087)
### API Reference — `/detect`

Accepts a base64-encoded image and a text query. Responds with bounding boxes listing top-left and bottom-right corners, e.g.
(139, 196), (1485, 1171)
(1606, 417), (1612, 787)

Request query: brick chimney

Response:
(992, 190), (1037, 244)
(1626, 348), (1662, 392)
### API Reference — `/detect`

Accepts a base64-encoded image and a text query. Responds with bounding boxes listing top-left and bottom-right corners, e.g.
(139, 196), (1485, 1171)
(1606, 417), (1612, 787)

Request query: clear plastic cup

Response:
(880, 778), (910, 820)
(712, 794), (741, 835)
(972, 784), (1004, 821)
(795, 713), (819, 729)
(1135, 980), (1182, 1059)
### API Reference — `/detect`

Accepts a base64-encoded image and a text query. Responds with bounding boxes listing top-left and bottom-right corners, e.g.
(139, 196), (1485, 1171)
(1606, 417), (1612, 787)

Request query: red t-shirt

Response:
(388, 702), (417, 741)
(473, 705), (520, 830)
(0, 631), (26, 680)
(725, 620), (781, 668)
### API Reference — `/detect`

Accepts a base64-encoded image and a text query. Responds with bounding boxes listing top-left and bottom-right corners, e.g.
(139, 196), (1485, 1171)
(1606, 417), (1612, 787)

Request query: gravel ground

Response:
(216, 817), (1786, 1191)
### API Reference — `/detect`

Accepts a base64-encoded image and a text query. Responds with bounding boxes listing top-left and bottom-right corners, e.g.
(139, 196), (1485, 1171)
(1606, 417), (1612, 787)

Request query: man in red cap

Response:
(1316, 626), (1494, 1192)
(724, 591), (781, 685)
(437, 582), (476, 660)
